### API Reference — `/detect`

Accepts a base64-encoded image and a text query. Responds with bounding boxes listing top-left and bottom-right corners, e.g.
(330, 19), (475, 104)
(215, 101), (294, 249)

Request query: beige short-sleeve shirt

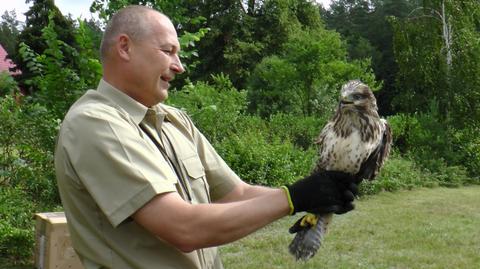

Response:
(54, 79), (242, 269)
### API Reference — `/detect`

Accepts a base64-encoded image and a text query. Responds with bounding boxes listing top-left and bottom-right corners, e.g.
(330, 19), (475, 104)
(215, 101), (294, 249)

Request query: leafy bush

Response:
(246, 56), (303, 117)
(169, 76), (318, 186)
(268, 113), (327, 150)
(387, 111), (480, 180)
(216, 131), (316, 186)
(0, 71), (19, 96)
(167, 74), (248, 142)
(452, 126), (480, 180)
(360, 150), (474, 196)
(385, 113), (410, 152)
(0, 187), (36, 265)
(0, 96), (59, 266)
(360, 153), (438, 195)
(0, 96), (60, 204)
(0, 223), (34, 265)
(429, 162), (471, 187)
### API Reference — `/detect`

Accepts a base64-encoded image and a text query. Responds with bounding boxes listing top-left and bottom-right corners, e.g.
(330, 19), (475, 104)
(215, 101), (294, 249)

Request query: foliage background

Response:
(0, 0), (479, 266)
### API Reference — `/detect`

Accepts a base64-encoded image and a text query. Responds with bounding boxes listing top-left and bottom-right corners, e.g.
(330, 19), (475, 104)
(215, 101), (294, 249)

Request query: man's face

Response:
(129, 13), (184, 107)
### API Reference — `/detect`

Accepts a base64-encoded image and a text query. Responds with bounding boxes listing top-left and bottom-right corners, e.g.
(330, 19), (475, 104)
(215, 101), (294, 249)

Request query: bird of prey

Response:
(288, 80), (392, 261)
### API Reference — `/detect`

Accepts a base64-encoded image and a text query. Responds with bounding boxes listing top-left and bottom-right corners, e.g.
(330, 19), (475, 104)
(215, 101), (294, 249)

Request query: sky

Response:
(0, 0), (332, 23)
(0, 0), (98, 22)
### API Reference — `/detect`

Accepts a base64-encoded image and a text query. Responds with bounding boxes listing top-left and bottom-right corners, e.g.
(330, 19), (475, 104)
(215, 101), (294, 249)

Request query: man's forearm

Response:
(189, 188), (290, 250)
(215, 181), (280, 203)
(133, 188), (290, 252)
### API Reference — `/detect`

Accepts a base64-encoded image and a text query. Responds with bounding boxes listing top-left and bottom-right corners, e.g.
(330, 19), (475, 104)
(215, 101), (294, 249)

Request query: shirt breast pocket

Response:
(181, 155), (211, 203)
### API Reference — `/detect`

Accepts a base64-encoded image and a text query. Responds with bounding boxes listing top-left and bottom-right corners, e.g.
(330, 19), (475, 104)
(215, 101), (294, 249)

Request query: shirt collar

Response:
(97, 79), (148, 125)
(97, 79), (171, 125)
(151, 105), (171, 122)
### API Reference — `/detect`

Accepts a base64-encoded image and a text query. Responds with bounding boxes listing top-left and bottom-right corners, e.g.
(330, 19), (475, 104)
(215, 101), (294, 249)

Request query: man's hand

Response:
(283, 171), (358, 215)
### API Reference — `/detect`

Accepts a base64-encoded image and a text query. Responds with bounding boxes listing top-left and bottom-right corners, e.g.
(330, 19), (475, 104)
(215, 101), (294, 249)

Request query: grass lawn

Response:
(4, 186), (479, 269)
(220, 186), (480, 269)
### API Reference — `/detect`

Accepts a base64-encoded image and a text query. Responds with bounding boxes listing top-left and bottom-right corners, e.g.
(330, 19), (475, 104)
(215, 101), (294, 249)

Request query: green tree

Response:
(444, 0), (480, 127)
(91, 0), (189, 25)
(193, 0), (254, 87)
(194, 0), (326, 88)
(390, 0), (480, 125)
(390, 0), (480, 176)
(79, 17), (103, 60)
(0, 10), (21, 60)
(15, 0), (78, 94)
(246, 56), (301, 117)
(17, 12), (101, 118)
(247, 27), (378, 117)
(90, 0), (331, 90)
(390, 14), (446, 114)
(324, 0), (417, 114)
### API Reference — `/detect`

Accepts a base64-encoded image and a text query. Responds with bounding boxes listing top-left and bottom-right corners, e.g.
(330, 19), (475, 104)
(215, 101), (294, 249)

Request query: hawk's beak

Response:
(340, 95), (354, 105)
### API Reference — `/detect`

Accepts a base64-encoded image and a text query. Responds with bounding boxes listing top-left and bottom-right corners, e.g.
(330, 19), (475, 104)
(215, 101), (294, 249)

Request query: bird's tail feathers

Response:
(288, 214), (332, 261)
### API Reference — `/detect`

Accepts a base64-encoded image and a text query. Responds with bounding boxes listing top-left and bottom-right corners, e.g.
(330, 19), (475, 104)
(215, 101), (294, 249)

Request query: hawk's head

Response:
(339, 80), (378, 112)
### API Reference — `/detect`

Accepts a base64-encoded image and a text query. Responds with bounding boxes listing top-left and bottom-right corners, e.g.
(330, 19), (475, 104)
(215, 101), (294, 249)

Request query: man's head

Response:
(100, 5), (184, 107)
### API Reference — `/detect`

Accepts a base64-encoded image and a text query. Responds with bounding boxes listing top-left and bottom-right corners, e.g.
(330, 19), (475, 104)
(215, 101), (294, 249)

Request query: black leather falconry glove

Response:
(282, 171), (358, 215)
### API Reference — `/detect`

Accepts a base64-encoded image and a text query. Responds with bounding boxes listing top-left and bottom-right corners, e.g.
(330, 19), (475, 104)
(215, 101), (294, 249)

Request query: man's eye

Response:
(160, 49), (173, 55)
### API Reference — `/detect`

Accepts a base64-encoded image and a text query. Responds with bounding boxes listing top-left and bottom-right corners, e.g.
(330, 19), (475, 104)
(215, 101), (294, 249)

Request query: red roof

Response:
(0, 44), (21, 75)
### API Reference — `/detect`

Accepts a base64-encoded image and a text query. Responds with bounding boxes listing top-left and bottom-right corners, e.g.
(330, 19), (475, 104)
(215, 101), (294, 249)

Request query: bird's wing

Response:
(355, 120), (392, 182)
(313, 122), (334, 173)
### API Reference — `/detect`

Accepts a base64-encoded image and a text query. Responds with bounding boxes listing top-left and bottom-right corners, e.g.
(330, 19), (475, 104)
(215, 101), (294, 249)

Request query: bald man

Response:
(55, 5), (356, 269)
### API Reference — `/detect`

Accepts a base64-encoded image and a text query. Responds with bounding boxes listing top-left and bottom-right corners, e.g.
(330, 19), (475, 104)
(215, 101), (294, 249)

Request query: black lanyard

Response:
(139, 124), (192, 201)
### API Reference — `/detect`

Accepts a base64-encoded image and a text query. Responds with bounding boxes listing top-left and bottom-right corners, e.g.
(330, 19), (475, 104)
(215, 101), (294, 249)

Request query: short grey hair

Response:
(100, 5), (162, 62)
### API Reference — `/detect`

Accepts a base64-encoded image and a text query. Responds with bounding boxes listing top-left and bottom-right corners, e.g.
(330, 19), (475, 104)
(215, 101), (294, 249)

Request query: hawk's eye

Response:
(352, 94), (363, 100)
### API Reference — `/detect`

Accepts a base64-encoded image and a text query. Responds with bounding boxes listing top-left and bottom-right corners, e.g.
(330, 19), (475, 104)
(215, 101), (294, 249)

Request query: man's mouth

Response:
(161, 75), (172, 82)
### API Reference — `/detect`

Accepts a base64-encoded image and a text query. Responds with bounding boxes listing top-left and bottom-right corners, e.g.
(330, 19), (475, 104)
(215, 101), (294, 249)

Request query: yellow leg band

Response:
(300, 213), (318, 227)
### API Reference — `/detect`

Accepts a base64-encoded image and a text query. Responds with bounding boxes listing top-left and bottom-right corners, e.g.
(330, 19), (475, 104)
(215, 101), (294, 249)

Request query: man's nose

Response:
(171, 55), (185, 74)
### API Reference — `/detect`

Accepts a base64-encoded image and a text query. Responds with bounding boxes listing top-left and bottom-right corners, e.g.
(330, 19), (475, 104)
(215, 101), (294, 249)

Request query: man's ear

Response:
(116, 34), (131, 61)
